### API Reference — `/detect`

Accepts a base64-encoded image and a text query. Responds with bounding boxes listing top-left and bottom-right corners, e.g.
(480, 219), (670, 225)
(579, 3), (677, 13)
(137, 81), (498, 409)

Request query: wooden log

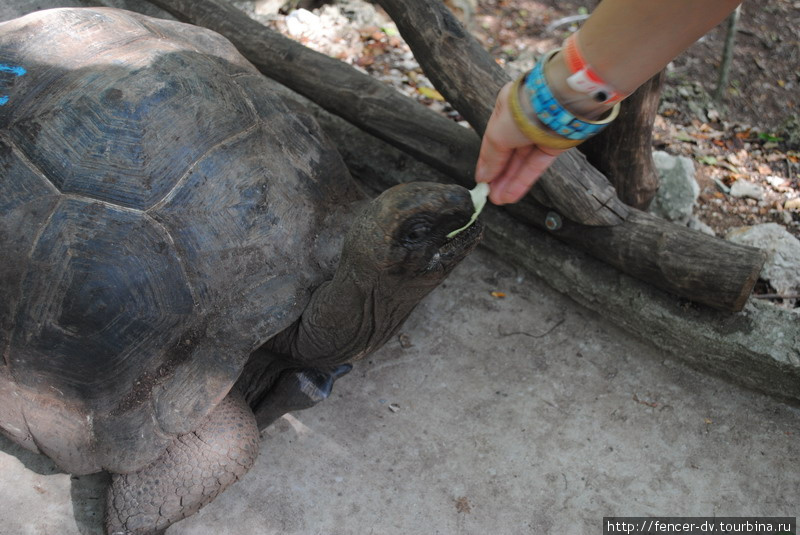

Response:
(261, 76), (800, 403)
(579, 71), (666, 210)
(145, 0), (479, 189)
(374, 0), (765, 311)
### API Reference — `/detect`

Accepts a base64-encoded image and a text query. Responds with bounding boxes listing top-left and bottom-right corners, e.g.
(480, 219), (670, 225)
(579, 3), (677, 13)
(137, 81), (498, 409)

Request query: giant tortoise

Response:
(0, 7), (483, 534)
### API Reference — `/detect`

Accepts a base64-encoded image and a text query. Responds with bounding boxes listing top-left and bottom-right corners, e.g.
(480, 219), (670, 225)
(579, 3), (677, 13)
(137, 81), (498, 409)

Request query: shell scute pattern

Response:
(0, 7), (346, 473)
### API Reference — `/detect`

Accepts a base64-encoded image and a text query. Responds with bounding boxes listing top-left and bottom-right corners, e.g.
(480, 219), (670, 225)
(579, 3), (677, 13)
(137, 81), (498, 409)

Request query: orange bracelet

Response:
(563, 32), (624, 104)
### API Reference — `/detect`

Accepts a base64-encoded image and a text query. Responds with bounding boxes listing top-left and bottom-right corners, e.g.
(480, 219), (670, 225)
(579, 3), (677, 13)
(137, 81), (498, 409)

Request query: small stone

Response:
(688, 217), (716, 236)
(765, 175), (787, 188)
(729, 180), (764, 200)
(785, 198), (800, 211)
(726, 223), (800, 299)
(252, 0), (287, 16)
(397, 333), (413, 348)
(285, 8), (320, 37)
(649, 151), (699, 224)
(388, 403), (400, 413)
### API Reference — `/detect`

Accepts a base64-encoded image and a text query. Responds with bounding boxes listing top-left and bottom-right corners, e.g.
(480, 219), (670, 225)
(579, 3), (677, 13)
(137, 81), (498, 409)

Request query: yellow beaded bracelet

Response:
(508, 73), (583, 150)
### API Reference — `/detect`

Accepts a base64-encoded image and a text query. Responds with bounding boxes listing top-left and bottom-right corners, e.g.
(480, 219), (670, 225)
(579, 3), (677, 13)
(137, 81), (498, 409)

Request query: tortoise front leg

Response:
(105, 390), (259, 535)
(250, 364), (353, 430)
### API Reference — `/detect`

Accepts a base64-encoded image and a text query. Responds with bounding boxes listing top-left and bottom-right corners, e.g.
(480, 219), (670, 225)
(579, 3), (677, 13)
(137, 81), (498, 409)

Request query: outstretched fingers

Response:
(487, 145), (561, 205)
(474, 81), (565, 205)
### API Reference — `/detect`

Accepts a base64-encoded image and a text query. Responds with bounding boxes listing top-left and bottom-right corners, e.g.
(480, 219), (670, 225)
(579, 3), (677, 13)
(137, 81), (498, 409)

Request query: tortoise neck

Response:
(268, 267), (427, 368)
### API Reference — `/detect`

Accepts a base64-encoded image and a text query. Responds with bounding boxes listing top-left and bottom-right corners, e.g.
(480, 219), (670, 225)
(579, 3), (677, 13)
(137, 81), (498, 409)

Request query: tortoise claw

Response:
(253, 364), (353, 430)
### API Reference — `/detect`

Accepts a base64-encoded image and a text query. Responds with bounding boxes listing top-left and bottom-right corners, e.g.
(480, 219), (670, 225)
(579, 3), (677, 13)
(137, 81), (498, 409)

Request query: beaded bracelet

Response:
(525, 49), (620, 141)
(508, 74), (583, 150)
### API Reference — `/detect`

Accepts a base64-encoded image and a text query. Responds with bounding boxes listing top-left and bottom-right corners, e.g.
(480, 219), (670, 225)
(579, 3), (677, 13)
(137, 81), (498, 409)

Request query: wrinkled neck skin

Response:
(266, 255), (439, 368)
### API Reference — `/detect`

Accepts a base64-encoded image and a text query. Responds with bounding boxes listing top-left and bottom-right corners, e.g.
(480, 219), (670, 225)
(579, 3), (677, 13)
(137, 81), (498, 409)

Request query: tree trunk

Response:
(579, 71), (666, 210)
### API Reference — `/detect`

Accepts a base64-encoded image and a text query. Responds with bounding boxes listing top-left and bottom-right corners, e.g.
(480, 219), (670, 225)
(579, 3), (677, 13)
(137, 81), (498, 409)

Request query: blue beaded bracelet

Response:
(525, 49), (619, 141)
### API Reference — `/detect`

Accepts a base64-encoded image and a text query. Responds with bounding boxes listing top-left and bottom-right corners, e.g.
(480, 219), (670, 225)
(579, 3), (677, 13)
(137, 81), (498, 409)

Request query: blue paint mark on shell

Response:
(0, 64), (27, 76)
(0, 63), (26, 106)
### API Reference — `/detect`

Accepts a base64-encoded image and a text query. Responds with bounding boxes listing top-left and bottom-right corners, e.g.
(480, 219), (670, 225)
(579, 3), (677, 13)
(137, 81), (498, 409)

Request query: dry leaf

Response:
(455, 496), (472, 514)
(785, 198), (800, 211)
(417, 86), (445, 101)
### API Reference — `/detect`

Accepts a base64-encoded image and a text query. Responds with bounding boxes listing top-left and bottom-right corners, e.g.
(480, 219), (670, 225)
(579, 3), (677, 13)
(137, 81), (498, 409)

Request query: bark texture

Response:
(580, 71), (666, 209)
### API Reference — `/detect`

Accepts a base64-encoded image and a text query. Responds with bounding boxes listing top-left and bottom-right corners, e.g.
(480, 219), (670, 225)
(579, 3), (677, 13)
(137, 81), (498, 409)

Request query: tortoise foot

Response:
(253, 364), (353, 430)
(104, 390), (259, 535)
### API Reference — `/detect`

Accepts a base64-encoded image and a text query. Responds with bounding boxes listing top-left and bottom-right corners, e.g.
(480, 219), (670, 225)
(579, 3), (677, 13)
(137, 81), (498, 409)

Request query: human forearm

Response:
(544, 0), (743, 120)
(580, 0), (744, 95)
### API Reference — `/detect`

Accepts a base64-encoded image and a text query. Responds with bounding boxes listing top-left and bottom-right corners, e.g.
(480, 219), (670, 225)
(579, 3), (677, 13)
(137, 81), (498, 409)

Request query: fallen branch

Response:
(145, 0), (479, 193)
(145, 0), (625, 226)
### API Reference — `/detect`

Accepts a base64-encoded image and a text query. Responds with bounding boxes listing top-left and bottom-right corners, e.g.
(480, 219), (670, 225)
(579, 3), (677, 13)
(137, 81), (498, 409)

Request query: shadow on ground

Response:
(0, 434), (107, 534)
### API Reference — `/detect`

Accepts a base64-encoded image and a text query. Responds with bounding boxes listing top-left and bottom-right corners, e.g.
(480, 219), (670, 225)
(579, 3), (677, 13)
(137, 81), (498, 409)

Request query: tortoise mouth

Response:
(419, 218), (482, 275)
(439, 218), (484, 258)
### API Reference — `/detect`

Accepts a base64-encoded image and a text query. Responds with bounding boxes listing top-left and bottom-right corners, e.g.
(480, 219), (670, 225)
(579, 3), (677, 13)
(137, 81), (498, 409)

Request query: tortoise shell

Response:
(0, 7), (362, 474)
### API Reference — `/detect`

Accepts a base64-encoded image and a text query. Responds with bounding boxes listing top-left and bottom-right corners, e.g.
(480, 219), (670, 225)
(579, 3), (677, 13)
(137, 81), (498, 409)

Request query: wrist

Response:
(542, 49), (616, 120)
(509, 76), (582, 150)
(522, 49), (619, 141)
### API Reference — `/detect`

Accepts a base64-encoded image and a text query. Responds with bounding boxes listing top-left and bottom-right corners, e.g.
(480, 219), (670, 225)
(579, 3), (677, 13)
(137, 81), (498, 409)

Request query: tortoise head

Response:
(272, 182), (484, 367)
(341, 181), (483, 289)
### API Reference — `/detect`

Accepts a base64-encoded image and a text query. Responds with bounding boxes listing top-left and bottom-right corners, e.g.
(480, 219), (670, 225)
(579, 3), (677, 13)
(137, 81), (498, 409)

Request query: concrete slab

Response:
(1, 248), (798, 535)
(0, 4), (798, 533)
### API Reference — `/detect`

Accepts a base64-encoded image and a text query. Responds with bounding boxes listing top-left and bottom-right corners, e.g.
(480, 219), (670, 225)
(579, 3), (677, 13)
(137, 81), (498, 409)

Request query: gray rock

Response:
(726, 223), (800, 305)
(335, 0), (385, 27)
(729, 180), (765, 200)
(688, 216), (716, 236)
(285, 8), (320, 37)
(648, 151), (699, 224)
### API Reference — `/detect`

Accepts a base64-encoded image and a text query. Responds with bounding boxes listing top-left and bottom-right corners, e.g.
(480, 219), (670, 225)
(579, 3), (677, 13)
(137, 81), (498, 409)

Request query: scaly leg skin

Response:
(105, 390), (259, 535)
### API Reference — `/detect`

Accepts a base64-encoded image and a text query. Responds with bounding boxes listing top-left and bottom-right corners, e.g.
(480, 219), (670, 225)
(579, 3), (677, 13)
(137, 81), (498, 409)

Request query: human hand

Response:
(474, 82), (567, 205)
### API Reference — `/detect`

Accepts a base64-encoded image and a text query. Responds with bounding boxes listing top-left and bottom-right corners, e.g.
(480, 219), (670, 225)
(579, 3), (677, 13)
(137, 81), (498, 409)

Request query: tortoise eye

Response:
(401, 220), (433, 245)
